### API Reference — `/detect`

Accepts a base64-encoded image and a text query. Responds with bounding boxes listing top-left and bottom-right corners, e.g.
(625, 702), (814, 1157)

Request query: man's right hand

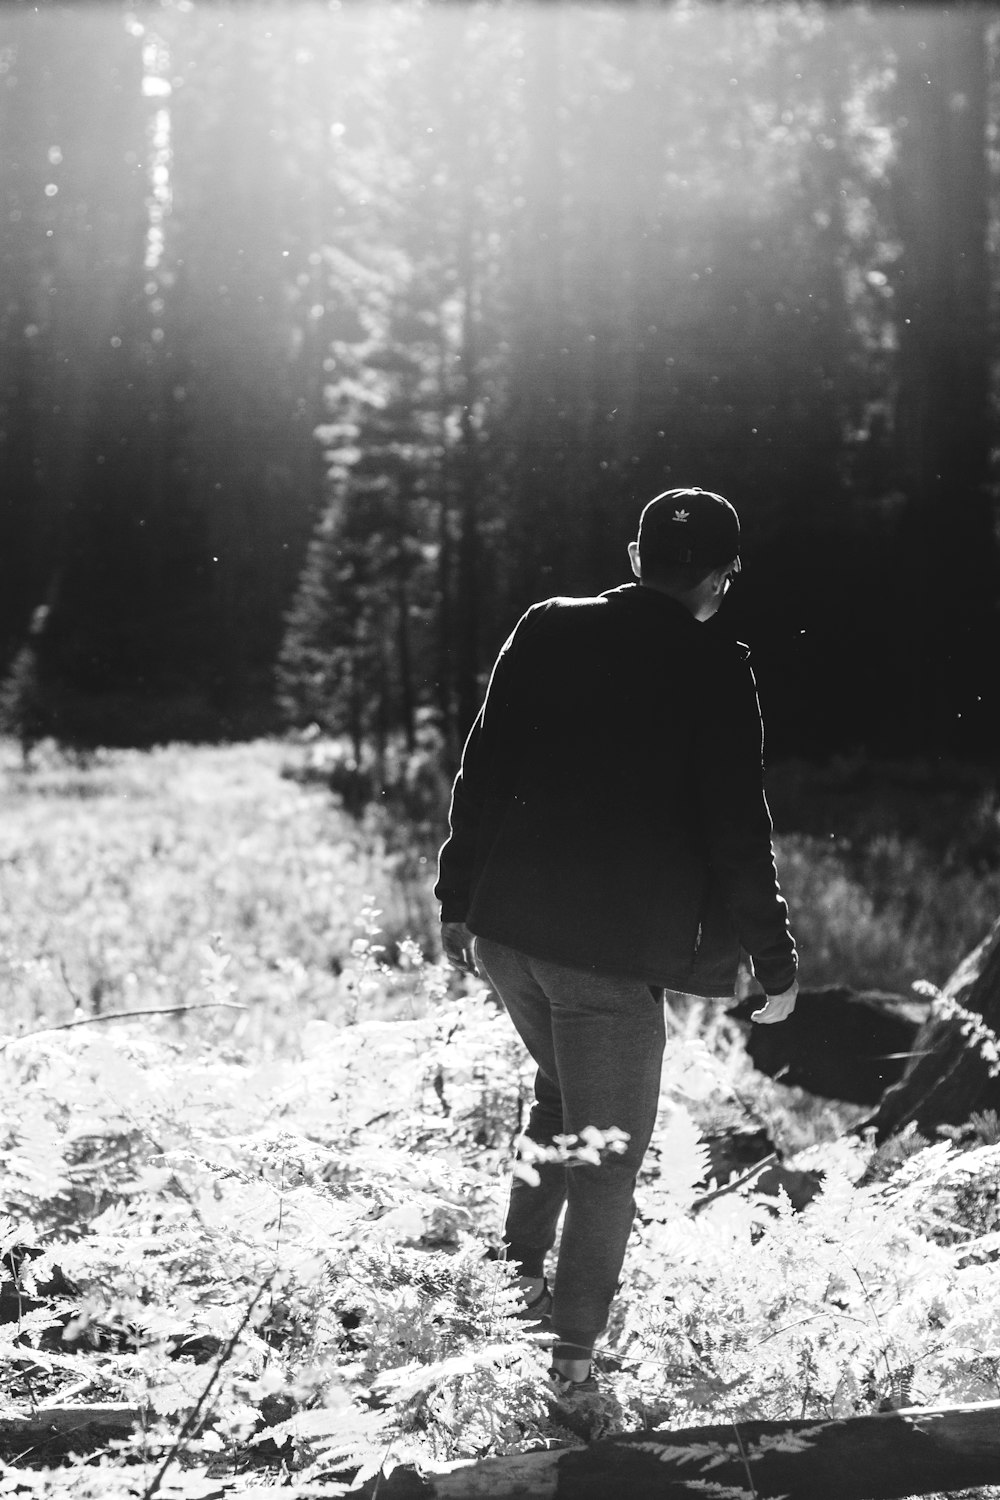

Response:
(441, 921), (477, 975)
(751, 980), (798, 1024)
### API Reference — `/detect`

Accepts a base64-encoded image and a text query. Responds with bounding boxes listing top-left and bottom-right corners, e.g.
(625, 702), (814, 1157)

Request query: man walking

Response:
(435, 487), (798, 1397)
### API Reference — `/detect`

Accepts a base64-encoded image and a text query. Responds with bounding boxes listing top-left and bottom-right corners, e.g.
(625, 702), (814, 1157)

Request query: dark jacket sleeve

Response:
(693, 642), (798, 995)
(434, 605), (543, 922)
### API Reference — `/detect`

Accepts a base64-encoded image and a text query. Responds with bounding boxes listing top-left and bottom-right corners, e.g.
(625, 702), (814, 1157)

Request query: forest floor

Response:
(1, 738), (999, 1498)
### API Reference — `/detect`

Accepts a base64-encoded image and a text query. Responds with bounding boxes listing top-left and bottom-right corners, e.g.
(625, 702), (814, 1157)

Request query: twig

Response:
(730, 1419), (759, 1498)
(140, 1276), (273, 1500)
(870, 1050), (933, 1060)
(57, 957), (85, 1009)
(371, 1435), (399, 1499)
(727, 1073), (777, 1138)
(690, 1153), (779, 1215)
(0, 1001), (247, 1053)
(48, 1376), (100, 1405)
(751, 1308), (862, 1351)
(262, 1160), (287, 1373)
(846, 1256), (894, 1389)
(487, 1176), (515, 1322)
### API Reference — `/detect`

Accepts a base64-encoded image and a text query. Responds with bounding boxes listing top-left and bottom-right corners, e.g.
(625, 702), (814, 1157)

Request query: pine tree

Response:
(277, 289), (440, 788)
(0, 607), (49, 767)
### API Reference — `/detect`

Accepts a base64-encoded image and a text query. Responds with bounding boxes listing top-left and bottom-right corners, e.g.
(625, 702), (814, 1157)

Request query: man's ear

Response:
(627, 541), (641, 579)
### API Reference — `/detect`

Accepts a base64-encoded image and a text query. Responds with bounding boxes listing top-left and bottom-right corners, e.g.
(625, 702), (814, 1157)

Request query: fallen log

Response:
(0, 1402), (143, 1462)
(864, 915), (1000, 1142)
(366, 1400), (1000, 1500)
(728, 986), (923, 1104)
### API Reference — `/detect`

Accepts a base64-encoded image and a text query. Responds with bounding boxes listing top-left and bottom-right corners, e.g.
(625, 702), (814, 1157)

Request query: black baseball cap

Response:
(637, 487), (740, 570)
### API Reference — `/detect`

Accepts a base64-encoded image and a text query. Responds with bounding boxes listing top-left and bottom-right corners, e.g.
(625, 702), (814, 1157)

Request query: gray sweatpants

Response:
(475, 937), (666, 1363)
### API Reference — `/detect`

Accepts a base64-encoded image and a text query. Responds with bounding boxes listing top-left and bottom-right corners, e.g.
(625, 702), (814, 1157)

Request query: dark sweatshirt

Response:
(435, 582), (797, 998)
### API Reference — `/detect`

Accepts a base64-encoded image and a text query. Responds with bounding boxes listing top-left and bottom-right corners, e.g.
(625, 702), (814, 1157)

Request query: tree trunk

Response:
(7, 1398), (1000, 1496)
(454, 223), (480, 739)
(505, 5), (564, 622)
(394, 563), (416, 756)
(433, 326), (458, 758)
(443, 29), (484, 743)
(0, 1403), (142, 1463)
(887, 9), (996, 750)
(363, 1400), (1000, 1499)
(865, 916), (1000, 1143)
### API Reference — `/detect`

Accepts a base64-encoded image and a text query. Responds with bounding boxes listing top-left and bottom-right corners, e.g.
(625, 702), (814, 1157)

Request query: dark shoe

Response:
(512, 1278), (553, 1326)
(547, 1369), (624, 1441)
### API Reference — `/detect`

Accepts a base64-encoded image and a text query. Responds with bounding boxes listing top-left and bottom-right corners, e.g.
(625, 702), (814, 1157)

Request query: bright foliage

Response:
(1, 743), (999, 1497)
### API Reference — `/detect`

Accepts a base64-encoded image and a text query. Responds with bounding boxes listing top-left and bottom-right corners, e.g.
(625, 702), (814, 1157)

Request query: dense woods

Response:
(1, 2), (998, 757)
(5, 14), (1000, 1489)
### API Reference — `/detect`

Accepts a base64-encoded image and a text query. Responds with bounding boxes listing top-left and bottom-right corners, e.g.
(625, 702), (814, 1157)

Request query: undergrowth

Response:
(1, 740), (999, 1497)
(3, 952), (1000, 1497)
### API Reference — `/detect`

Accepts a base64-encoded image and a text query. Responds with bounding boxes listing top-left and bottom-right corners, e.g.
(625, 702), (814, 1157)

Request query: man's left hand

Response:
(751, 980), (798, 1024)
(441, 921), (477, 975)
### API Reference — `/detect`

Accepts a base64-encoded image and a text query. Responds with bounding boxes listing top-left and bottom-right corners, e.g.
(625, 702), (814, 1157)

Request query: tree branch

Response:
(0, 1001), (248, 1053)
(690, 1152), (779, 1215)
(363, 1399), (1000, 1499)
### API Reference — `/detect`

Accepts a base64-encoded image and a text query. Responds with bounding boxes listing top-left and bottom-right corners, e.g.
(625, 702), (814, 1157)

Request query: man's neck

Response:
(638, 579), (702, 618)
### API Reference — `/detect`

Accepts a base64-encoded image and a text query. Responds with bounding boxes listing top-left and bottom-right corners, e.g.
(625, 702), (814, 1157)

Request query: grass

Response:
(767, 755), (1000, 994)
(2, 737), (1000, 1495)
(0, 738), (439, 1050)
(0, 734), (875, 1187)
(4, 737), (999, 1041)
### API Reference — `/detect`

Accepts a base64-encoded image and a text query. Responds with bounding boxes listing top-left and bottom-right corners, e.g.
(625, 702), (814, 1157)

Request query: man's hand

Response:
(751, 980), (798, 1025)
(441, 921), (477, 975)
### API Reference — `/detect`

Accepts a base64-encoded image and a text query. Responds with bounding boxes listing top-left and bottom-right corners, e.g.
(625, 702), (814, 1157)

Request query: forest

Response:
(5, 6), (1000, 1496)
(1, 1), (998, 761)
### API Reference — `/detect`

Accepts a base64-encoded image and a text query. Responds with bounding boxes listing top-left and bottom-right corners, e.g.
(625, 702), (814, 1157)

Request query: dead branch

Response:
(140, 1276), (273, 1500)
(7, 1394), (1000, 1497)
(0, 1001), (248, 1053)
(0, 1402), (142, 1461)
(690, 1151), (779, 1215)
(363, 1399), (1000, 1499)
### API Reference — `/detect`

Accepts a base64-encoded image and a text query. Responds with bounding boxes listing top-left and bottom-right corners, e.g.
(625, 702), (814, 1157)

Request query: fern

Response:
(5, 745), (1000, 1491)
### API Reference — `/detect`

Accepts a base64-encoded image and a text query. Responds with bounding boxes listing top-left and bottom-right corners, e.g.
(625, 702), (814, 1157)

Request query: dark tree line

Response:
(0, 3), (998, 759)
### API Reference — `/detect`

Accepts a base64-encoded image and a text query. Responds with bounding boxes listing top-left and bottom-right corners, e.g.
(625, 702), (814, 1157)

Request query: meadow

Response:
(2, 738), (1000, 1499)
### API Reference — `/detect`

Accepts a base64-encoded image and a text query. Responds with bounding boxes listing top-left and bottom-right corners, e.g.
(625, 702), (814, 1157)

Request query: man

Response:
(435, 487), (798, 1396)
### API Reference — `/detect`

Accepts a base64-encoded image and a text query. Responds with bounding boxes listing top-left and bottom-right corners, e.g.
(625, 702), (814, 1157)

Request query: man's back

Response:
(436, 581), (796, 997)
